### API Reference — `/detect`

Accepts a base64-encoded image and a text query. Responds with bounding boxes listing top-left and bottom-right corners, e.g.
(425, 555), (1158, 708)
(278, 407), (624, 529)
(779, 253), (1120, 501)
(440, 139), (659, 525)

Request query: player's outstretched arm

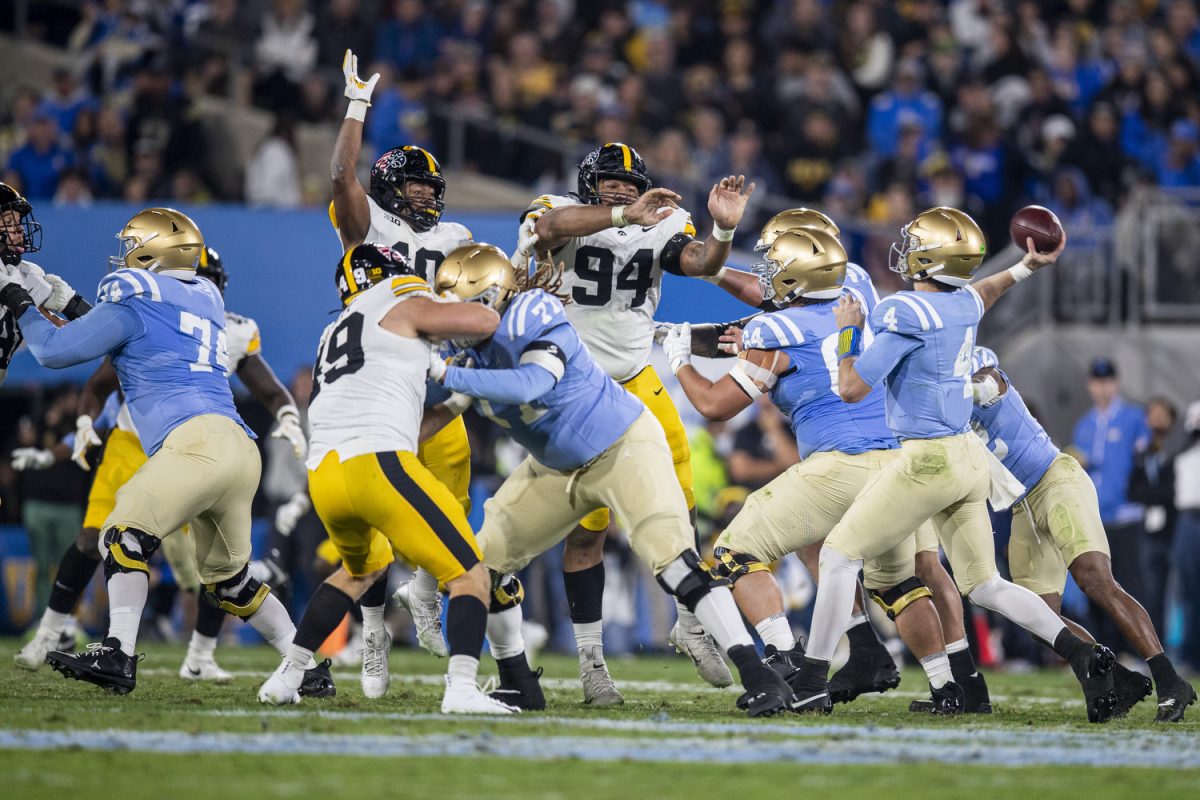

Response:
(392, 296), (500, 344)
(0, 277), (140, 368)
(972, 232), (1067, 312)
(676, 175), (756, 278)
(331, 49), (379, 250)
(662, 322), (787, 421)
(533, 187), (681, 250)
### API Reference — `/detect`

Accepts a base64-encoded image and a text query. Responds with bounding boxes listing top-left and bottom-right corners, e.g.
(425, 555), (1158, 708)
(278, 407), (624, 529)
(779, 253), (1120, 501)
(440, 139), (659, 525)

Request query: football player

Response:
(13, 246), (317, 689)
(415, 243), (795, 717)
(663, 229), (974, 713)
(787, 208), (1122, 722)
(258, 244), (512, 713)
(969, 346), (1197, 722)
(512, 143), (761, 701)
(0, 209), (300, 695)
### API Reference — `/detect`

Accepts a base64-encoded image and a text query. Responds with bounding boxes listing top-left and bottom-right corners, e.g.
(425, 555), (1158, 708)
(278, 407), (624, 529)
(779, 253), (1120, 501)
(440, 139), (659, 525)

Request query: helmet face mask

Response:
(336, 243), (415, 306)
(577, 143), (651, 206)
(369, 146), (446, 233)
(754, 230), (847, 307)
(889, 207), (986, 287)
(109, 208), (204, 273)
(0, 183), (42, 266)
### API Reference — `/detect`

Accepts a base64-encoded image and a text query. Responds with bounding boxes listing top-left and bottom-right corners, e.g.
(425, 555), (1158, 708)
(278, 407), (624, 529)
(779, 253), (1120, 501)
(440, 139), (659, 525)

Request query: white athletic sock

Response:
(248, 593), (298, 656)
(946, 637), (970, 654)
(573, 620), (604, 652)
(412, 567), (439, 602)
(692, 587), (754, 653)
(107, 572), (148, 657)
(486, 605), (526, 660)
(920, 652), (953, 689)
(447, 654), (480, 685)
(967, 574), (1066, 644)
(39, 608), (70, 638)
(187, 632), (218, 658)
(807, 546), (864, 663)
(676, 600), (702, 629)
(755, 612), (796, 650)
(361, 604), (385, 637)
(287, 643), (314, 674)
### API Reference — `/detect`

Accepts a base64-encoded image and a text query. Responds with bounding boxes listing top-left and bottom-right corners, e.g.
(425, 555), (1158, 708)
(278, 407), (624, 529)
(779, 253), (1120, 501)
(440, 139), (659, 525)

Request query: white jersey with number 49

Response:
(522, 193), (697, 382)
(306, 275), (435, 469)
(329, 196), (471, 284)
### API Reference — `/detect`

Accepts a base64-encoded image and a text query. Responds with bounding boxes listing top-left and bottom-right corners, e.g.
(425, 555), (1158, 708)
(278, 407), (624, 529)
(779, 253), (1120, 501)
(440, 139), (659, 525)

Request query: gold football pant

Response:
(478, 410), (692, 576)
(1008, 453), (1111, 595)
(103, 415), (261, 585)
(308, 449), (482, 584)
(578, 365), (694, 532)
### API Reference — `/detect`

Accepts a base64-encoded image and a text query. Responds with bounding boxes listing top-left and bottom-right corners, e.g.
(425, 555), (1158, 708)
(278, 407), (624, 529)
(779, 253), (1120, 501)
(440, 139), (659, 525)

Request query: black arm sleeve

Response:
(659, 233), (694, 276)
(62, 294), (93, 320)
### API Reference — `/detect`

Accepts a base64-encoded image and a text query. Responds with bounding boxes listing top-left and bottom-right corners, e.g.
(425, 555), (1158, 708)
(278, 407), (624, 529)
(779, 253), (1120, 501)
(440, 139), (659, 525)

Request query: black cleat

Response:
(786, 659), (832, 715)
(1155, 677), (1198, 723)
(46, 637), (140, 695)
(958, 670), (993, 714)
(739, 662), (794, 718)
(1069, 644), (1118, 723)
(1110, 662), (1152, 718)
(909, 681), (965, 715)
(490, 663), (547, 711)
(828, 642), (900, 704)
(736, 644), (805, 710)
(299, 658), (336, 698)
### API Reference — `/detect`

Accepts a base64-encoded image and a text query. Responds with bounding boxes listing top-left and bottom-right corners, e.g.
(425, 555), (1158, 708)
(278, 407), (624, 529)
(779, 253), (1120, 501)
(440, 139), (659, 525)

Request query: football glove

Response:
(11, 447), (54, 471)
(342, 49), (380, 105)
(0, 266), (34, 316)
(510, 219), (539, 271)
(14, 262), (52, 307)
(43, 273), (80, 315)
(662, 322), (693, 376)
(72, 415), (102, 471)
(274, 491), (311, 536)
(428, 350), (448, 383)
(271, 404), (307, 460)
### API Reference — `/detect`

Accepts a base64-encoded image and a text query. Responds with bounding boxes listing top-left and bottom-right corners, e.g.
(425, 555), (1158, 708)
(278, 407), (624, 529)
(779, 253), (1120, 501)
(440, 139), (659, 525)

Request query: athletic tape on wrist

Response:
(345, 101), (368, 121)
(712, 224), (736, 243)
(700, 267), (728, 285)
(611, 205), (628, 228)
(1007, 263), (1034, 283)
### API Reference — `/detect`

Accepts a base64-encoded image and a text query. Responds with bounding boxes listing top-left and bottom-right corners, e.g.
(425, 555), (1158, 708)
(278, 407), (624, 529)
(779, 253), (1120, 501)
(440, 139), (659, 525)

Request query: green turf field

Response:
(1, 638), (1196, 799)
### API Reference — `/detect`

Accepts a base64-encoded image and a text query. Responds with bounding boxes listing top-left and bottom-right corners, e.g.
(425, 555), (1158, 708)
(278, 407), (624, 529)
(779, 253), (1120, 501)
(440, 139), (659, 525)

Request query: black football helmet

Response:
(576, 142), (652, 205)
(369, 145), (446, 233)
(197, 246), (227, 294)
(0, 182), (42, 266)
(336, 242), (416, 306)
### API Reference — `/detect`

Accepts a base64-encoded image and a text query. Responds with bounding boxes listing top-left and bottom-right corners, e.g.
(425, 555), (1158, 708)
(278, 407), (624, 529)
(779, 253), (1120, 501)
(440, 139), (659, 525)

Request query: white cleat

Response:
(361, 629), (391, 699)
(440, 675), (520, 715)
(393, 581), (447, 657)
(579, 645), (624, 706)
(14, 629), (66, 671)
(179, 652), (233, 682)
(669, 620), (734, 688)
(258, 661), (304, 705)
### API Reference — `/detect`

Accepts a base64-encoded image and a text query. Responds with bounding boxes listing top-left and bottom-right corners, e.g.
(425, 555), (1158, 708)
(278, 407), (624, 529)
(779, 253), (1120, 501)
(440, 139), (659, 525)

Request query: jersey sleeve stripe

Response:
(119, 270), (148, 299)
(506, 293), (531, 339)
(965, 285), (985, 319)
(886, 295), (931, 331)
(844, 286), (868, 311)
(775, 313), (806, 344)
(909, 294), (944, 329)
(139, 270), (163, 302)
(758, 315), (793, 347)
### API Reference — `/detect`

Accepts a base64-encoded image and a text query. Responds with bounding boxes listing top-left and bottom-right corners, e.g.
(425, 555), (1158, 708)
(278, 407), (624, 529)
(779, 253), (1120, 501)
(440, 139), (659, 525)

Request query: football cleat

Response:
(914, 669), (993, 714)
(1110, 662), (1152, 718)
(909, 681), (965, 715)
(490, 664), (547, 711)
(827, 639), (901, 704)
(46, 638), (141, 695)
(393, 580), (448, 657)
(258, 660), (304, 705)
(178, 652), (233, 682)
(739, 662), (794, 718)
(579, 645), (624, 706)
(786, 661), (832, 715)
(14, 628), (67, 671)
(668, 619), (734, 688)
(361, 629), (391, 699)
(1068, 643), (1118, 723)
(737, 644), (805, 710)
(1155, 677), (1197, 723)
(300, 658), (336, 698)
(441, 675), (520, 715)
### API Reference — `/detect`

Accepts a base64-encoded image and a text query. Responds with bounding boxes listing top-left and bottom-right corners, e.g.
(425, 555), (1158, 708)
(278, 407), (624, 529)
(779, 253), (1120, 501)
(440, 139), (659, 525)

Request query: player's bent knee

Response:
(101, 526), (160, 579)
(202, 563), (272, 620)
(656, 550), (730, 612)
(712, 547), (770, 585)
(488, 571), (524, 613)
(868, 576), (933, 620)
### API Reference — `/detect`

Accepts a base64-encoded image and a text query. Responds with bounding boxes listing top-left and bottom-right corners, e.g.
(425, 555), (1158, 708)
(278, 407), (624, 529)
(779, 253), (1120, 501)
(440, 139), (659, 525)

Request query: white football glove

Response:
(270, 404), (307, 460)
(72, 415), (102, 470)
(342, 49), (380, 105)
(43, 274), (78, 314)
(443, 391), (473, 417)
(510, 219), (540, 271)
(14, 262), (52, 307)
(662, 322), (693, 375)
(11, 447), (54, 471)
(429, 350), (448, 383)
(274, 491), (311, 536)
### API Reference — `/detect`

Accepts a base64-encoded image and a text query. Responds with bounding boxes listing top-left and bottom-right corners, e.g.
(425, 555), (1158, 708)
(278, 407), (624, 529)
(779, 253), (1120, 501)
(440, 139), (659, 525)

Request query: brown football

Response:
(1010, 205), (1064, 254)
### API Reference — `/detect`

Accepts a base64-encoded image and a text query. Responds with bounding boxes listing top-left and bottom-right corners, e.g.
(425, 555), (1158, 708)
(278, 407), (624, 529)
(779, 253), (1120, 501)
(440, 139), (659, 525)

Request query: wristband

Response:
(699, 266), (728, 285)
(345, 100), (368, 121)
(62, 293), (92, 320)
(1007, 263), (1034, 283)
(611, 205), (628, 228)
(835, 326), (862, 361)
(712, 224), (736, 243)
(276, 403), (300, 422)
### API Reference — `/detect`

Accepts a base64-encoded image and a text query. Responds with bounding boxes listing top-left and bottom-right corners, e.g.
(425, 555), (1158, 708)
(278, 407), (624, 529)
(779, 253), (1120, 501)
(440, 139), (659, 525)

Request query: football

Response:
(1010, 205), (1064, 254)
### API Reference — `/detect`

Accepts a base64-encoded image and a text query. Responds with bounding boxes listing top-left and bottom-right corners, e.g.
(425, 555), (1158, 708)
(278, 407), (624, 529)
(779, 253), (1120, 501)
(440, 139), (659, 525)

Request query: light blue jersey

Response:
(446, 290), (644, 471)
(96, 268), (252, 455)
(741, 273), (895, 459)
(970, 347), (1058, 492)
(854, 286), (985, 440)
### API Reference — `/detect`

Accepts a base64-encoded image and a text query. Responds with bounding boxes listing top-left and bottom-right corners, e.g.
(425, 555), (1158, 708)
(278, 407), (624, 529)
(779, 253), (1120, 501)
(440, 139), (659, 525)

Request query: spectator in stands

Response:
(375, 0), (441, 78)
(187, 0), (253, 103)
(1157, 120), (1200, 187)
(1130, 398), (1181, 640)
(1073, 358), (1152, 655)
(364, 64), (428, 155)
(0, 87), (41, 166)
(316, 0), (375, 77)
(252, 0), (318, 112)
(1066, 101), (1130, 206)
(52, 166), (94, 207)
(1174, 400), (1200, 671)
(866, 59), (942, 158)
(1045, 166), (1114, 229)
(39, 68), (94, 136)
(244, 114), (302, 208)
(838, 0), (894, 94)
(86, 106), (129, 197)
(6, 110), (71, 200)
(727, 396), (798, 493)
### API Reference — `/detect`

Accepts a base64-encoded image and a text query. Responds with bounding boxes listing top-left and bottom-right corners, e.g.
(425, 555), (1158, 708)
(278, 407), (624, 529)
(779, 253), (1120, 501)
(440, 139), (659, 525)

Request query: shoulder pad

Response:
(972, 346), (999, 373)
(521, 193), (575, 223)
(98, 269), (161, 304)
(388, 274), (434, 299)
(499, 289), (567, 344)
(742, 311), (805, 351)
(664, 208), (696, 238)
(870, 294), (943, 334)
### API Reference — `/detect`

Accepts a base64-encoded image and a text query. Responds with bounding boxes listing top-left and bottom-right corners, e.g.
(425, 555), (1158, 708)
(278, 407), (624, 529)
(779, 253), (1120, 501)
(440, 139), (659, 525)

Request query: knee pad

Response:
(712, 547), (770, 585)
(868, 576), (933, 620)
(490, 572), (525, 614)
(202, 564), (271, 620)
(101, 526), (161, 579)
(656, 550), (730, 612)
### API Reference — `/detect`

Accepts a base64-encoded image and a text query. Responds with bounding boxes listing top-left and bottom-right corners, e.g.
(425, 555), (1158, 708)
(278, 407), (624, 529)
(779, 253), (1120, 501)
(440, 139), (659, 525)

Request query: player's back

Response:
(307, 275), (434, 468)
(469, 289), (644, 470)
(867, 286), (985, 440)
(97, 268), (249, 455)
(330, 196), (471, 283)
(970, 347), (1059, 489)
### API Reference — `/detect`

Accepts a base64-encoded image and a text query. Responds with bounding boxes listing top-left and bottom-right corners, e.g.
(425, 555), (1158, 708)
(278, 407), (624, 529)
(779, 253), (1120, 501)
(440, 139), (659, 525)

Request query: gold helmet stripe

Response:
(405, 145), (438, 175)
(341, 249), (359, 297)
(619, 143), (632, 171)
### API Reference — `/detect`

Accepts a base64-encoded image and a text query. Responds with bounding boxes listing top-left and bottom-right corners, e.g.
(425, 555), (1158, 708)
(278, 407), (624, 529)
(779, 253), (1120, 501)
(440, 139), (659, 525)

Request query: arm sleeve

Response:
(18, 302), (142, 368)
(852, 330), (920, 388)
(659, 233), (695, 276)
(441, 362), (558, 405)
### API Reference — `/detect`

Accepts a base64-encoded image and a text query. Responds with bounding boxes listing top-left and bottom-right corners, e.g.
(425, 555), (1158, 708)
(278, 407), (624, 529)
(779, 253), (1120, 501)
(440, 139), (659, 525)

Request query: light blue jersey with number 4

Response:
(854, 285), (985, 440)
(97, 268), (252, 455)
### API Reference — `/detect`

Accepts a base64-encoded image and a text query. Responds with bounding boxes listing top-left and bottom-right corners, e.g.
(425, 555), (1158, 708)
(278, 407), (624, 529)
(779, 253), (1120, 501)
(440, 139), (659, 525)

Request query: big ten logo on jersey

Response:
(571, 245), (653, 308)
(389, 240), (445, 282)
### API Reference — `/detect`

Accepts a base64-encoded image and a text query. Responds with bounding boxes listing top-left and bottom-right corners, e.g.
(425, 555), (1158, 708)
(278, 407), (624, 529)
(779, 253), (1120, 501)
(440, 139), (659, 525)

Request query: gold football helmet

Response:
(435, 243), (519, 313)
(890, 207), (986, 287)
(753, 228), (847, 306)
(754, 207), (840, 252)
(110, 208), (204, 273)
